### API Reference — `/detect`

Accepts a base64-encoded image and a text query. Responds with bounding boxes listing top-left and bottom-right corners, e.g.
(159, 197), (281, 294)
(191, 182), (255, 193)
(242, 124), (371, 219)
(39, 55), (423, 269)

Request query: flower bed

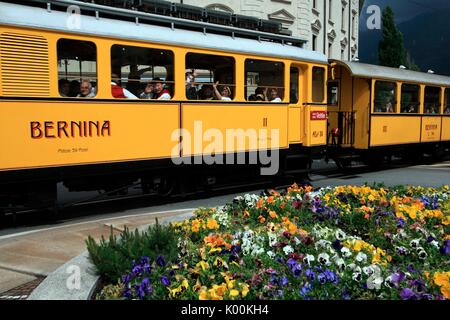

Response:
(92, 184), (450, 300)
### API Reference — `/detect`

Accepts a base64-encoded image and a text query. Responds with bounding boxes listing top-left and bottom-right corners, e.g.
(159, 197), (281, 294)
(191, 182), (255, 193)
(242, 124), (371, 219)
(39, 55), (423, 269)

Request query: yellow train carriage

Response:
(0, 0), (328, 212)
(327, 60), (450, 165)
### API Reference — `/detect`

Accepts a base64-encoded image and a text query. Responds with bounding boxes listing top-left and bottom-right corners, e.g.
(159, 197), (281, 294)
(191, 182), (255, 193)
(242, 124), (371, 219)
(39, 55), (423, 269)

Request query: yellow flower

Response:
(199, 289), (209, 300)
(241, 284), (249, 298)
(207, 219), (219, 229)
(191, 219), (201, 233)
(196, 261), (210, 271)
(229, 289), (240, 297)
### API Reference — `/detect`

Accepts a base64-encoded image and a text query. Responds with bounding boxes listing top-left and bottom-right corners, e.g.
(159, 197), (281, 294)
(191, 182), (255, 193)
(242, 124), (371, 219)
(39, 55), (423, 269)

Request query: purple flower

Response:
(160, 276), (170, 287)
(281, 276), (289, 287)
(440, 240), (450, 255)
(156, 255), (166, 267)
(407, 264), (415, 273)
(324, 270), (338, 284)
(299, 283), (312, 297)
(400, 288), (416, 300)
(286, 259), (302, 277)
(132, 264), (143, 276)
(332, 240), (343, 251)
(305, 269), (316, 281)
(317, 273), (327, 285)
(391, 272), (406, 286)
(397, 218), (405, 228)
(122, 273), (132, 284)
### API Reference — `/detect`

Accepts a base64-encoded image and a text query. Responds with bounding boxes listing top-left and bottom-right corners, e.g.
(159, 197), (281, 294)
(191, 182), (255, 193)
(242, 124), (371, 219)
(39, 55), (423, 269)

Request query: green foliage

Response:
(378, 6), (407, 68)
(86, 219), (178, 283)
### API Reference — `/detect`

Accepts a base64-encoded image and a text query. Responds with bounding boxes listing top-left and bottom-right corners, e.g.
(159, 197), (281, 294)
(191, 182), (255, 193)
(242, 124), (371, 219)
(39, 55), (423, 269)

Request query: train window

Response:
(445, 89), (450, 114)
(424, 86), (441, 114)
(111, 45), (174, 99)
(327, 81), (339, 105)
(185, 53), (235, 101)
(374, 81), (397, 113)
(57, 39), (97, 98)
(290, 67), (299, 104)
(245, 59), (284, 102)
(401, 84), (420, 113)
(312, 67), (325, 103)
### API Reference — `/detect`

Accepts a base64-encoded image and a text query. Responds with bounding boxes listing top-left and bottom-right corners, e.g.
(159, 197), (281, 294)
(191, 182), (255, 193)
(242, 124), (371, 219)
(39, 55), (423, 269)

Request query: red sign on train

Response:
(310, 111), (327, 121)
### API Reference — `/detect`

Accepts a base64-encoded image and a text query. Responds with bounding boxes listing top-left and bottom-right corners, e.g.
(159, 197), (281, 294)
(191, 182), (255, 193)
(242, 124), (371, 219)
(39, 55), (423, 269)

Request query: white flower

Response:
(315, 240), (332, 251)
(335, 230), (346, 241)
(268, 232), (278, 247)
(267, 251), (275, 259)
(356, 252), (368, 263)
(409, 239), (421, 248)
(294, 237), (301, 245)
(417, 248), (428, 260)
(430, 240), (440, 249)
(304, 254), (315, 266)
(283, 245), (294, 256)
(334, 257), (346, 271)
(318, 253), (331, 265)
(341, 247), (352, 258)
(367, 276), (384, 290)
(352, 272), (362, 282)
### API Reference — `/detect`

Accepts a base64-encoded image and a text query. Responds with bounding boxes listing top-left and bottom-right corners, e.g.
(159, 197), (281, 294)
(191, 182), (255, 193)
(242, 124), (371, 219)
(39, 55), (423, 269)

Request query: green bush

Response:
(86, 219), (178, 283)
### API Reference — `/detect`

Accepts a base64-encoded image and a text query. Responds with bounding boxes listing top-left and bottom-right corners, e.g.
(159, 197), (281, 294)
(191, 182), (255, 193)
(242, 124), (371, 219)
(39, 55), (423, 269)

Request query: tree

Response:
(378, 6), (407, 68)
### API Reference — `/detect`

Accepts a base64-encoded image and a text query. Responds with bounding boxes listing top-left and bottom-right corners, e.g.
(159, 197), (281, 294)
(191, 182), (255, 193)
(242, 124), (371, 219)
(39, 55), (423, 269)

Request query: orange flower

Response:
(243, 210), (250, 218)
(280, 202), (286, 209)
(256, 198), (263, 209)
(364, 213), (370, 220)
(258, 215), (266, 224)
(269, 210), (278, 219)
(207, 219), (219, 230)
(266, 196), (274, 204)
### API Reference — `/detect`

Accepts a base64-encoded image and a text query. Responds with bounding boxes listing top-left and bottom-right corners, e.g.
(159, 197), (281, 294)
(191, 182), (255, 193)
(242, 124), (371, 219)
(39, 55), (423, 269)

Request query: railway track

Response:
(1, 154), (449, 229)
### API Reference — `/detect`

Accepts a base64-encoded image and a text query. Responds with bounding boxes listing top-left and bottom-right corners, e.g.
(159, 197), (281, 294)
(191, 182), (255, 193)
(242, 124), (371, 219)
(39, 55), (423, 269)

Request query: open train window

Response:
(445, 89), (450, 114)
(111, 45), (174, 99)
(424, 86), (441, 114)
(57, 39), (97, 98)
(374, 81), (397, 113)
(401, 84), (420, 113)
(312, 67), (325, 103)
(327, 81), (339, 106)
(185, 53), (235, 101)
(290, 67), (299, 104)
(245, 59), (285, 102)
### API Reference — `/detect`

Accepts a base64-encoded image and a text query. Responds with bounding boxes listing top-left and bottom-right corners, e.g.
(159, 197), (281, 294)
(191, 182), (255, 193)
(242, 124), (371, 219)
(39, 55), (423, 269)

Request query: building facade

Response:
(174, 0), (359, 61)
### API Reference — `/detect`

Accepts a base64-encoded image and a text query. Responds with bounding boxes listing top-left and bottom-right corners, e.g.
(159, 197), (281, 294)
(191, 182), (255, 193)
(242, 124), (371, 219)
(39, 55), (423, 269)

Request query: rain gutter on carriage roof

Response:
(330, 60), (450, 87)
(0, 1), (328, 65)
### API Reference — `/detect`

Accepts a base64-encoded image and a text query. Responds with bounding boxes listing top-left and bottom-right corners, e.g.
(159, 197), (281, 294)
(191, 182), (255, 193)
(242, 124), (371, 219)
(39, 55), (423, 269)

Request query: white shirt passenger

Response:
(271, 97), (282, 102)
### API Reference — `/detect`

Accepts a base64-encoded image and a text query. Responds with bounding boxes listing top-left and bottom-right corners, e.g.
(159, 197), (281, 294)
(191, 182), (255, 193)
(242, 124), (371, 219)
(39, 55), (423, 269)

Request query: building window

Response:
(312, 34), (317, 51)
(245, 59), (285, 102)
(110, 45), (174, 99)
(341, 6), (346, 30)
(328, 43), (333, 58)
(312, 67), (325, 103)
(374, 81), (397, 113)
(313, 0), (317, 9)
(424, 86), (441, 114)
(185, 53), (235, 101)
(445, 88), (450, 114)
(290, 67), (300, 104)
(341, 49), (345, 60)
(401, 84), (420, 113)
(57, 39), (97, 98)
(352, 13), (356, 36)
(328, 0), (332, 20)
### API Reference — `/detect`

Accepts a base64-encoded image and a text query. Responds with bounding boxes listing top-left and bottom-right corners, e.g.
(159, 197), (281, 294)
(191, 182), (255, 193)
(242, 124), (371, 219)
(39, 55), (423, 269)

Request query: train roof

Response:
(0, 1), (328, 65)
(331, 60), (450, 87)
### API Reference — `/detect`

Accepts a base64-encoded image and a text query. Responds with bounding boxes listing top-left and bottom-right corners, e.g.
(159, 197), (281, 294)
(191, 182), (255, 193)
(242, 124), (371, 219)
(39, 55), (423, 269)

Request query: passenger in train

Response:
(248, 87), (266, 101)
(58, 79), (70, 97)
(200, 85), (214, 100)
(139, 83), (154, 99)
(186, 71), (198, 100)
(444, 106), (450, 114)
(385, 99), (394, 113)
(153, 78), (171, 100)
(269, 88), (282, 102)
(69, 80), (80, 97)
(111, 73), (137, 99)
(212, 81), (232, 101)
(77, 80), (96, 98)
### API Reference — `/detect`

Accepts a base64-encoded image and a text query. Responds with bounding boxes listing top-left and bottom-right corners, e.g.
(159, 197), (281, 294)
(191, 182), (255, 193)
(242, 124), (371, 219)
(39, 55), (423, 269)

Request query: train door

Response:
(288, 65), (302, 144)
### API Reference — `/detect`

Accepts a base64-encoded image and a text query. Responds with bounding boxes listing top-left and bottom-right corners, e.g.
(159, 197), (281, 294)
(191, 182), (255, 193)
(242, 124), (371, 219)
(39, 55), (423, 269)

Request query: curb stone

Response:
(27, 211), (194, 300)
